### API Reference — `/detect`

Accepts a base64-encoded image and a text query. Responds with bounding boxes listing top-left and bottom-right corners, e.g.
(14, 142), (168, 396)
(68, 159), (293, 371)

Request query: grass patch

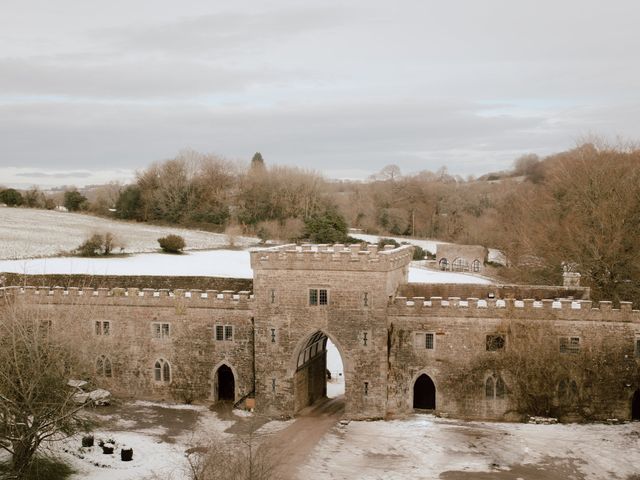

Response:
(0, 456), (75, 480)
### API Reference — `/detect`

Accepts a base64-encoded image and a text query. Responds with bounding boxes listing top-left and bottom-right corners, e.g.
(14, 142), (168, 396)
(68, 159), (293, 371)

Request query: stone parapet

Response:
(389, 296), (639, 322)
(250, 243), (414, 272)
(0, 286), (253, 309)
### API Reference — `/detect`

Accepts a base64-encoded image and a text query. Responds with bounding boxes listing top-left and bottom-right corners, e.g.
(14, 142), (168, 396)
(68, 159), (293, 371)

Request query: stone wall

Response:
(5, 287), (254, 403)
(388, 296), (640, 420)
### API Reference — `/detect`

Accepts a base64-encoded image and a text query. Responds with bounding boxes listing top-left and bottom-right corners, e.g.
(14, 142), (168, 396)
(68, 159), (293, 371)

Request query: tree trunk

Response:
(11, 439), (37, 479)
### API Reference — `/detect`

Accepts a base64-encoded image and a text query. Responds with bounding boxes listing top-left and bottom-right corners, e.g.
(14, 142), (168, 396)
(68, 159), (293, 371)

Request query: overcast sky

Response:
(1, 0), (639, 188)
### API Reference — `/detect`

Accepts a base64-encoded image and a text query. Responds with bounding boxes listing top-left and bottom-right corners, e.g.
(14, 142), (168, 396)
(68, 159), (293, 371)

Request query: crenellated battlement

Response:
(249, 243), (414, 272)
(389, 296), (639, 322)
(0, 286), (253, 309)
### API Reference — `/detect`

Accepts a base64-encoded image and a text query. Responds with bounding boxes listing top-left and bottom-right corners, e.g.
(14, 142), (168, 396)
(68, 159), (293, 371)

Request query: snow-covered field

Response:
(301, 415), (640, 480)
(0, 208), (258, 259)
(0, 249), (254, 278)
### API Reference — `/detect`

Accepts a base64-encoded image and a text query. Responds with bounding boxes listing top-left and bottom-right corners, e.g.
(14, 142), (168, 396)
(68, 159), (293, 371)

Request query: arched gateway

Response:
(292, 331), (345, 412)
(212, 363), (236, 402)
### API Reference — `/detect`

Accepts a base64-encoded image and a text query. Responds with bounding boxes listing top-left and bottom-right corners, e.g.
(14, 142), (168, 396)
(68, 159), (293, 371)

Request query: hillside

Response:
(0, 208), (257, 260)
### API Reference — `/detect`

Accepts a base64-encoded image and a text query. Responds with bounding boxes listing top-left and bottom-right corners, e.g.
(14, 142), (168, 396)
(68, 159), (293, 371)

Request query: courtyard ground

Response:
(35, 398), (640, 480)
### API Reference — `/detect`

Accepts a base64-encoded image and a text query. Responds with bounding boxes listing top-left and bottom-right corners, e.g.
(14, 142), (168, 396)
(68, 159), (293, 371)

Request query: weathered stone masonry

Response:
(3, 243), (640, 421)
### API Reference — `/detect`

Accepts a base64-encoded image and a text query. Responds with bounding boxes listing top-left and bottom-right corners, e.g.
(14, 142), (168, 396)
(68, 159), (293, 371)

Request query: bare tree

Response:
(0, 295), (87, 478)
(186, 416), (278, 480)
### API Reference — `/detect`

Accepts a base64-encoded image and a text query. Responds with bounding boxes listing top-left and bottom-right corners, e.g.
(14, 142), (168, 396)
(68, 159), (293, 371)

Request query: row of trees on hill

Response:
(113, 150), (349, 243)
(0, 186), (88, 211)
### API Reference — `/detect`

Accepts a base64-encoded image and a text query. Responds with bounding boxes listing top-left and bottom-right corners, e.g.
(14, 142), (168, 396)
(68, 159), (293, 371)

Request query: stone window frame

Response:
(559, 336), (580, 354)
(154, 358), (171, 383)
(414, 331), (436, 351)
(472, 259), (481, 272)
(485, 374), (506, 399)
(486, 334), (506, 352)
(152, 322), (170, 340)
(558, 378), (579, 401)
(308, 287), (329, 306)
(452, 257), (469, 272)
(95, 320), (110, 336)
(438, 258), (449, 271)
(215, 324), (234, 342)
(96, 354), (113, 378)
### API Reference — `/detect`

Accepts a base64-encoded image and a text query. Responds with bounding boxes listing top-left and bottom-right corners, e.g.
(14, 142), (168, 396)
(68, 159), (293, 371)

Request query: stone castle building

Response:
(3, 243), (640, 421)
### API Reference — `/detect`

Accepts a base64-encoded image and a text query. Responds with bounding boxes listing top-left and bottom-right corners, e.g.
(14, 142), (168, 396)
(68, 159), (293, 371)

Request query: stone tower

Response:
(250, 243), (413, 419)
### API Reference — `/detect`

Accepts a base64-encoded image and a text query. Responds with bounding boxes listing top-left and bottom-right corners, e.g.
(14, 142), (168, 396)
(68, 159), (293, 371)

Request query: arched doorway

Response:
(413, 374), (436, 410)
(216, 365), (235, 402)
(293, 331), (345, 412)
(632, 390), (640, 420)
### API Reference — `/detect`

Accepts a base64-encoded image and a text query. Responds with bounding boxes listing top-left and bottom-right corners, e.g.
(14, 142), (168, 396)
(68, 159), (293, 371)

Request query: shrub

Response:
(158, 235), (186, 253)
(377, 238), (400, 249)
(303, 207), (348, 244)
(77, 234), (104, 257)
(0, 188), (24, 206)
(76, 232), (120, 256)
(406, 243), (426, 260)
(63, 190), (88, 212)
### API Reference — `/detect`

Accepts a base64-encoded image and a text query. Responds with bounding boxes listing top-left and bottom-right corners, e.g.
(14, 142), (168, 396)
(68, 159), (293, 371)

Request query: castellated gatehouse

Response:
(3, 243), (640, 422)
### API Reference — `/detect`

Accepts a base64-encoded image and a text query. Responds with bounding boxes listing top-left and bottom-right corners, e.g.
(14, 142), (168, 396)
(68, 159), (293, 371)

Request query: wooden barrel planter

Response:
(102, 444), (115, 454)
(81, 435), (94, 448)
(121, 447), (133, 462)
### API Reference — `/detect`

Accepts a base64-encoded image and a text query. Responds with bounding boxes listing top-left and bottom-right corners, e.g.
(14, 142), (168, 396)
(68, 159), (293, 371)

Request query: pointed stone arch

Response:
(211, 360), (238, 402)
(411, 369), (438, 410)
(289, 329), (349, 413)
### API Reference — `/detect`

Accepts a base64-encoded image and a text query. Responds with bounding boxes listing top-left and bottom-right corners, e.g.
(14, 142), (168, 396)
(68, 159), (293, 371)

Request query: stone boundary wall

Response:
(0, 286), (253, 309)
(250, 243), (414, 272)
(398, 283), (591, 300)
(390, 296), (639, 322)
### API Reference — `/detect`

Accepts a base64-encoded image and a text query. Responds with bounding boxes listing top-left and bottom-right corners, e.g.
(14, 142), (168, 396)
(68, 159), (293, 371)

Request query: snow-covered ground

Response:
(0, 250), (493, 284)
(48, 400), (292, 480)
(350, 233), (440, 255)
(49, 402), (640, 480)
(326, 339), (345, 398)
(408, 267), (492, 285)
(300, 415), (640, 480)
(0, 249), (254, 278)
(0, 208), (258, 260)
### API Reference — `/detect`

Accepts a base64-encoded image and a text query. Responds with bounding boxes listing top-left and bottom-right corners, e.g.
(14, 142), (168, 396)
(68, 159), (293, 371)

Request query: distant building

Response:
(436, 243), (488, 273)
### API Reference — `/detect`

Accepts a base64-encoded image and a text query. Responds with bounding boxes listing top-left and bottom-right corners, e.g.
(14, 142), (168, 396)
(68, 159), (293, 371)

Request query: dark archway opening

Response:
(293, 331), (345, 413)
(413, 374), (436, 410)
(217, 365), (235, 402)
(632, 390), (640, 420)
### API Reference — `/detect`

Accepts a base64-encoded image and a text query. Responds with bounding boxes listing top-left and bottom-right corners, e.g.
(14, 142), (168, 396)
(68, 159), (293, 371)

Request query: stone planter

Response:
(81, 435), (94, 448)
(121, 447), (133, 462)
(102, 444), (115, 454)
